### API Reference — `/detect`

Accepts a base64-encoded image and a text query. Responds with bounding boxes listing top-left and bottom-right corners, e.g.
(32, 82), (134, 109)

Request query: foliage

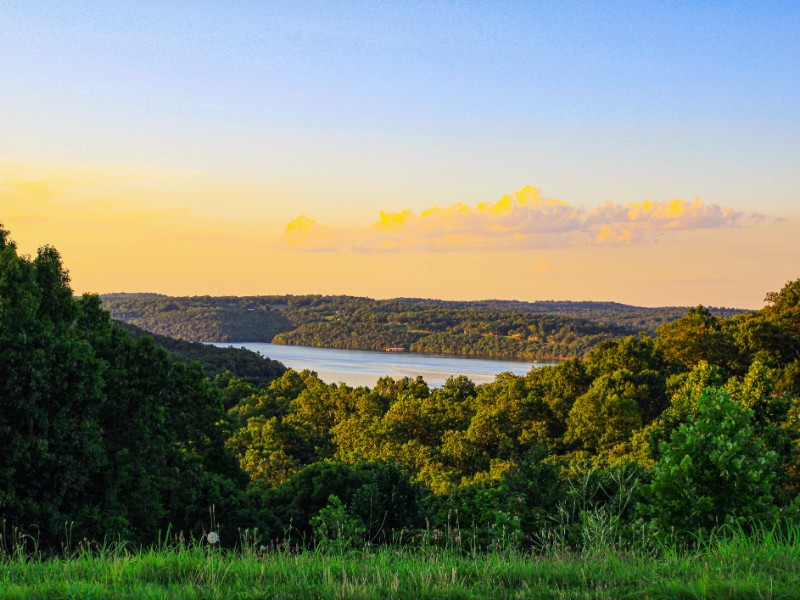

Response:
(646, 387), (778, 533)
(118, 321), (286, 386)
(102, 292), (745, 361)
(259, 461), (424, 542)
(655, 305), (743, 374)
(101, 293), (294, 342)
(0, 236), (107, 544)
(309, 495), (366, 550)
(0, 227), (248, 547)
(2, 225), (800, 560)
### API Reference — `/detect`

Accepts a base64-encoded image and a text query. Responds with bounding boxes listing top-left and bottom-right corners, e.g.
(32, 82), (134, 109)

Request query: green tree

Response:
(0, 234), (106, 543)
(310, 495), (365, 550)
(656, 306), (742, 374)
(764, 278), (800, 338)
(526, 358), (591, 429)
(585, 336), (668, 379)
(0, 227), (247, 546)
(565, 371), (644, 458)
(634, 361), (726, 465)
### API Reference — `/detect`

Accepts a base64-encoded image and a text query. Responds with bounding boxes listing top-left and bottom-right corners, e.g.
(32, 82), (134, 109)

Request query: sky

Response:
(1, 1), (798, 308)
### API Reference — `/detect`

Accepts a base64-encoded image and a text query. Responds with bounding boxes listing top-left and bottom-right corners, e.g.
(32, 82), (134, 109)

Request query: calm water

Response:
(212, 342), (555, 387)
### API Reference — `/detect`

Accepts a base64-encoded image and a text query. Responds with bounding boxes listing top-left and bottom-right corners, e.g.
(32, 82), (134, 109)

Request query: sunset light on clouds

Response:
(1, 2), (798, 308)
(280, 187), (756, 252)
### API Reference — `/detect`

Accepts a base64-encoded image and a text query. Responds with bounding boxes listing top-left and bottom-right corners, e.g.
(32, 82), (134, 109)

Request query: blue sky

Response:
(1, 1), (799, 306)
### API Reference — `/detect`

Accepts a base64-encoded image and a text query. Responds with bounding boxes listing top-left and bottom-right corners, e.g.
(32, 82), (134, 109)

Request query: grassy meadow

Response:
(2, 524), (800, 599)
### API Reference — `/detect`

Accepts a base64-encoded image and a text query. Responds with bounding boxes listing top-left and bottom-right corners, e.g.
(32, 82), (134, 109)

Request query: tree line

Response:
(102, 293), (744, 361)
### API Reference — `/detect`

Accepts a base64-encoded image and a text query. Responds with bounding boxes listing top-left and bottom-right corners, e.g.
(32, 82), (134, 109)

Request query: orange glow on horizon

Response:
(2, 164), (796, 310)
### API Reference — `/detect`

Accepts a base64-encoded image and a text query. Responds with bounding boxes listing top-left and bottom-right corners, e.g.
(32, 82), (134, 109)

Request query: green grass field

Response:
(2, 526), (799, 599)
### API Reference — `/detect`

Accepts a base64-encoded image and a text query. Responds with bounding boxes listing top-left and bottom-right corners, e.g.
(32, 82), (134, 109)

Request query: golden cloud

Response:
(280, 186), (755, 252)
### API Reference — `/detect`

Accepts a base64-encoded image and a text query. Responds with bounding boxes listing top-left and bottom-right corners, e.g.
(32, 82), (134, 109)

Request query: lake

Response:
(211, 342), (556, 387)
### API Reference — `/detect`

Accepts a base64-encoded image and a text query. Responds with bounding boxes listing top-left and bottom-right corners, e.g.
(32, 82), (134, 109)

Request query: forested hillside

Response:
(117, 321), (286, 386)
(397, 297), (745, 331)
(104, 294), (293, 342)
(102, 293), (746, 361)
(2, 225), (799, 559)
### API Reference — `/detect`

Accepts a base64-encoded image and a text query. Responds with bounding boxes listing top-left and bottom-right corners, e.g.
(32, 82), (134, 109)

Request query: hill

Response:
(116, 321), (286, 386)
(101, 294), (748, 361)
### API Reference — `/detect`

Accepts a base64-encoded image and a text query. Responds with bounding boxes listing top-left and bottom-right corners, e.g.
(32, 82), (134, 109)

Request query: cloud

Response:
(586, 198), (752, 245)
(280, 186), (757, 252)
(281, 215), (346, 251)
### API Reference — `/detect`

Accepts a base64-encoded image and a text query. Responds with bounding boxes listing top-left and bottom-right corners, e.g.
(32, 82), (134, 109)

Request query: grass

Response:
(1, 525), (799, 599)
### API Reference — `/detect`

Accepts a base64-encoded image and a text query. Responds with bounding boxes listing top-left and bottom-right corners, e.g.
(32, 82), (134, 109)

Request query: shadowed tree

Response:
(0, 226), (247, 546)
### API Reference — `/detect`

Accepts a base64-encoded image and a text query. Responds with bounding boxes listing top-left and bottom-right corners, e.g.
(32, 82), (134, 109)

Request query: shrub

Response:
(310, 495), (365, 551)
(646, 387), (777, 534)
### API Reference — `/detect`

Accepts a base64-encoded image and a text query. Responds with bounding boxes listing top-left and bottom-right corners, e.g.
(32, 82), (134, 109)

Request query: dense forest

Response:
(117, 321), (286, 387)
(102, 293), (745, 361)
(2, 225), (799, 558)
(103, 294), (293, 343)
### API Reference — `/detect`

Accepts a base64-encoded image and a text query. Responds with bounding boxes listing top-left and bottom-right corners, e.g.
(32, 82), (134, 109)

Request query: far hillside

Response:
(105, 295), (294, 342)
(102, 294), (748, 361)
(394, 298), (745, 332)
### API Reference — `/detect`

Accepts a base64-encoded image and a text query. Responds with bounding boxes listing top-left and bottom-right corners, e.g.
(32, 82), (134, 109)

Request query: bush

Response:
(646, 387), (777, 535)
(310, 495), (365, 551)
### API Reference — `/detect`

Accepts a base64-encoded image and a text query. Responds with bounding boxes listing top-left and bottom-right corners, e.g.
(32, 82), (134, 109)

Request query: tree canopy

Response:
(2, 225), (799, 552)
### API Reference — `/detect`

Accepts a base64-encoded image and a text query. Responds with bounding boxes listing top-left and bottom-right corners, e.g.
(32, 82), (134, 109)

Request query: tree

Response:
(764, 278), (800, 338)
(526, 359), (591, 428)
(634, 361), (726, 465)
(565, 371), (644, 457)
(0, 233), (106, 543)
(585, 336), (668, 379)
(76, 294), (248, 542)
(0, 226), (247, 546)
(268, 460), (423, 540)
(656, 306), (742, 374)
